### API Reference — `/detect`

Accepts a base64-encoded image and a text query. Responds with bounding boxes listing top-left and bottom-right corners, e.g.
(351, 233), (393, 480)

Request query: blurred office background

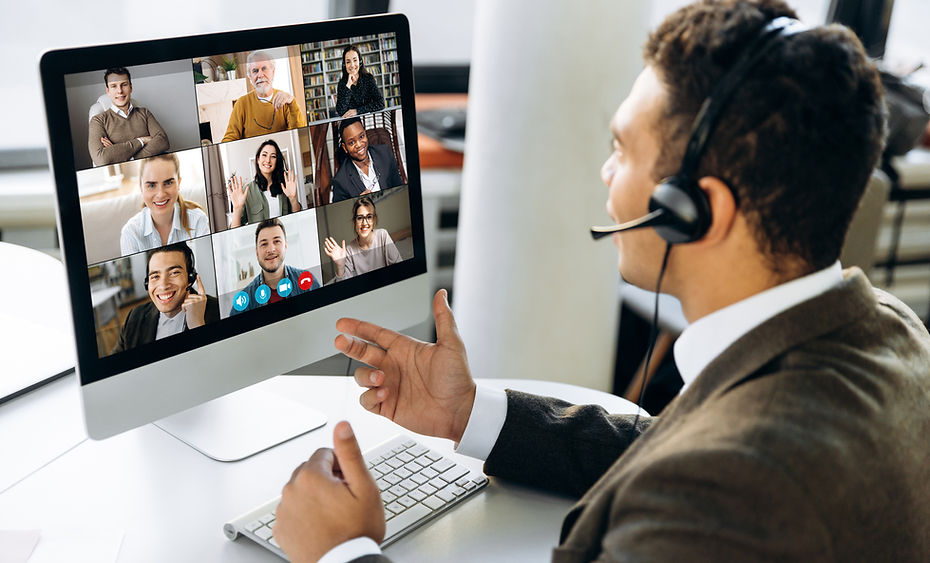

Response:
(1, 0), (927, 396)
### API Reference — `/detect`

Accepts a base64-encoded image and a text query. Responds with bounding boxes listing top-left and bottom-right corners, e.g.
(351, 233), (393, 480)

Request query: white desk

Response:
(0, 374), (641, 562)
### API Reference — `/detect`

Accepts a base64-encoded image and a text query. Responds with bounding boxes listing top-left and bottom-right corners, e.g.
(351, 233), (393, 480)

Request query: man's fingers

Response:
(331, 422), (369, 493)
(336, 318), (401, 350)
(334, 334), (386, 367)
(353, 366), (383, 389)
(195, 275), (205, 295)
(358, 387), (385, 413)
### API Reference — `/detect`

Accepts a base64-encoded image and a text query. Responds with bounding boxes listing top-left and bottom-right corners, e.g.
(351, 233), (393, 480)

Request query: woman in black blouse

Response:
(335, 45), (385, 118)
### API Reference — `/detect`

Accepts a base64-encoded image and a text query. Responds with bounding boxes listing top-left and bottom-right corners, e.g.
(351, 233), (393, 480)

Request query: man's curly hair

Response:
(644, 0), (885, 273)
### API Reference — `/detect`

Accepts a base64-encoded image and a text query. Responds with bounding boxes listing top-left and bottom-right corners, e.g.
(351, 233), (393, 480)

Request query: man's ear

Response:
(695, 176), (738, 246)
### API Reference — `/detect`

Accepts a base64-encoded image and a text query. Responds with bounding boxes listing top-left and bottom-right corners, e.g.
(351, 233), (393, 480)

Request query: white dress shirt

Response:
(119, 202), (210, 256)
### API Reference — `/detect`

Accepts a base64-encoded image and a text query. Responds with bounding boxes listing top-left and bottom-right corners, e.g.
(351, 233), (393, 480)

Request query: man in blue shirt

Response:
(230, 218), (320, 316)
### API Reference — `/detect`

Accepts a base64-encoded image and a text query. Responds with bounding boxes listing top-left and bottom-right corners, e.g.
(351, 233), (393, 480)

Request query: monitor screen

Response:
(41, 15), (429, 442)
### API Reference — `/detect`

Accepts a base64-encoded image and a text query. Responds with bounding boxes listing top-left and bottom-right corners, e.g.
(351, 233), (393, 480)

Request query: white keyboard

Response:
(223, 434), (488, 559)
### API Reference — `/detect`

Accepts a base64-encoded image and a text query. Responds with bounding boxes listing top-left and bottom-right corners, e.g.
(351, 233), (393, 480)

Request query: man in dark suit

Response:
(272, 1), (930, 561)
(112, 242), (219, 354)
(330, 117), (403, 203)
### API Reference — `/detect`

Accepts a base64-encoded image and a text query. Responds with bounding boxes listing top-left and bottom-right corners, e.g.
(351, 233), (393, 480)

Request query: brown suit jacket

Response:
(484, 269), (930, 561)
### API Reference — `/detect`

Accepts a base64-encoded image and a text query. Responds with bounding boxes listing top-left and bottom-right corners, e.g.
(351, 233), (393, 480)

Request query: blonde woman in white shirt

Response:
(120, 153), (209, 255)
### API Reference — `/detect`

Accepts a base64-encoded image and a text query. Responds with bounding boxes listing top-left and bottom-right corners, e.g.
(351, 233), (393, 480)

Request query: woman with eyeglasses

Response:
(334, 45), (384, 118)
(226, 139), (301, 228)
(323, 196), (402, 280)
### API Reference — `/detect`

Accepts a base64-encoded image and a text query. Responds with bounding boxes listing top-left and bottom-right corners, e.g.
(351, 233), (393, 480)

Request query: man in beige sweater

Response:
(221, 51), (306, 142)
(87, 67), (169, 166)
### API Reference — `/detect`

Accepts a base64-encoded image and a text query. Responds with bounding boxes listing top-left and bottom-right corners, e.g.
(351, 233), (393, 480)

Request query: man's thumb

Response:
(332, 421), (368, 489)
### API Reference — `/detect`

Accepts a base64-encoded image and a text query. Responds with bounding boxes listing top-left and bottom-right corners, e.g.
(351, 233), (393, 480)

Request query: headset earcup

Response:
(649, 178), (712, 244)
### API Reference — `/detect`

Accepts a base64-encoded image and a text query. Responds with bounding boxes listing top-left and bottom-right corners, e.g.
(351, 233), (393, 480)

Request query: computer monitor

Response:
(40, 14), (429, 460)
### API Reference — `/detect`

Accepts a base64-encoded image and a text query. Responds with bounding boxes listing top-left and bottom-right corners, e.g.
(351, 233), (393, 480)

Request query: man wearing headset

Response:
(273, 1), (930, 561)
(112, 242), (219, 354)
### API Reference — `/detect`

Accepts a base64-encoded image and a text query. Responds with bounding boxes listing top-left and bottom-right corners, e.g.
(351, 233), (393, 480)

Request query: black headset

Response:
(143, 243), (198, 291)
(591, 16), (808, 244)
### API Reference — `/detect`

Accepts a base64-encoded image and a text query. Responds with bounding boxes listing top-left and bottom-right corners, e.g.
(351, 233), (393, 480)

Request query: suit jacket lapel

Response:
(559, 269), (876, 542)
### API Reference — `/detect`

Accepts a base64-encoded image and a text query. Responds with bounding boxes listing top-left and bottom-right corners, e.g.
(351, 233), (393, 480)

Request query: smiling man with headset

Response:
(272, 1), (930, 561)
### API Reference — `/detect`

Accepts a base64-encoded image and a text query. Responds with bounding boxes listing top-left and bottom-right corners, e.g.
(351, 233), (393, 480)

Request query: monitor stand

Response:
(153, 382), (327, 462)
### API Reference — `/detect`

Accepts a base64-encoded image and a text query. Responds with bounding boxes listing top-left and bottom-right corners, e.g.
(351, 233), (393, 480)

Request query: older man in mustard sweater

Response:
(88, 67), (169, 166)
(221, 51), (307, 142)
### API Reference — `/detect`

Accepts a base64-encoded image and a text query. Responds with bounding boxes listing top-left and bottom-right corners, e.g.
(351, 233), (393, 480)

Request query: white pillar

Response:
(453, 1), (648, 391)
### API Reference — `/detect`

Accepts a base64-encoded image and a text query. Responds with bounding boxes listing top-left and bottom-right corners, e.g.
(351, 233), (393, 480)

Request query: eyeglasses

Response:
(354, 214), (374, 223)
(252, 105), (277, 131)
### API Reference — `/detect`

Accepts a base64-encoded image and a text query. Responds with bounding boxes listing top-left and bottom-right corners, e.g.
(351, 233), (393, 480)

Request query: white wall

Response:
(2, 0), (329, 152)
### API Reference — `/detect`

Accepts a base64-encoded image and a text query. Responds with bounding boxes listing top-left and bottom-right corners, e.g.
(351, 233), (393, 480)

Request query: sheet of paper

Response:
(26, 529), (123, 563)
(0, 529), (40, 563)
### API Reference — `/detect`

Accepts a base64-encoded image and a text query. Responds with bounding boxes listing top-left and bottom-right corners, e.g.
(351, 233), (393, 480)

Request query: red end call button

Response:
(298, 271), (314, 291)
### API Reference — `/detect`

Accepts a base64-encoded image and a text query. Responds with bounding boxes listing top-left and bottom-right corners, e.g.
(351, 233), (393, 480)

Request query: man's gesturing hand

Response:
(335, 289), (476, 443)
(273, 421), (384, 563)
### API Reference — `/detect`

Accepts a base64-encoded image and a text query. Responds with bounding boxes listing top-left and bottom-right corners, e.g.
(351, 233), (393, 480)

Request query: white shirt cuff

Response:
(454, 384), (508, 461)
(317, 536), (381, 563)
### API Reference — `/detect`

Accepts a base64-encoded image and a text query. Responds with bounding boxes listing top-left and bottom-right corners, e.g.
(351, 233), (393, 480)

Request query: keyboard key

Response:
(473, 475), (488, 486)
(386, 457), (404, 469)
(423, 495), (446, 510)
(402, 439), (416, 448)
(374, 462), (392, 474)
(409, 489), (427, 502)
(258, 513), (274, 524)
(432, 458), (454, 473)
(269, 536), (280, 548)
(422, 467), (439, 479)
(419, 483), (438, 495)
(398, 495), (417, 508)
(386, 501), (405, 514)
(245, 520), (264, 533)
(397, 452), (414, 463)
(381, 491), (397, 504)
(370, 456), (384, 465)
(424, 450), (443, 462)
(395, 467), (412, 479)
(384, 473), (403, 485)
(428, 477), (447, 490)
(389, 484), (407, 497)
(385, 507), (395, 521)
(462, 480), (476, 490)
(410, 473), (429, 485)
(452, 486), (466, 497)
(391, 445), (406, 454)
(254, 526), (273, 541)
(385, 504), (431, 540)
(440, 465), (469, 483)
(376, 478), (390, 491)
(409, 444), (429, 457)
(400, 478), (418, 491)
(436, 486), (457, 503)
(407, 460), (424, 473)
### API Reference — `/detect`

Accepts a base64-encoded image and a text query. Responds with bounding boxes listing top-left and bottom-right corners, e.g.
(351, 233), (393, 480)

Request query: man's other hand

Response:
(274, 422), (385, 562)
(336, 289), (477, 443)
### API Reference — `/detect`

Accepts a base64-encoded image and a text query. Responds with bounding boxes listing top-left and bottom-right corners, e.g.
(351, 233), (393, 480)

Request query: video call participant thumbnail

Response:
(230, 218), (321, 316)
(323, 197), (402, 280)
(112, 243), (218, 354)
(120, 153), (209, 255)
(222, 51), (307, 142)
(334, 44), (385, 118)
(226, 139), (302, 228)
(88, 67), (169, 166)
(331, 118), (402, 203)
